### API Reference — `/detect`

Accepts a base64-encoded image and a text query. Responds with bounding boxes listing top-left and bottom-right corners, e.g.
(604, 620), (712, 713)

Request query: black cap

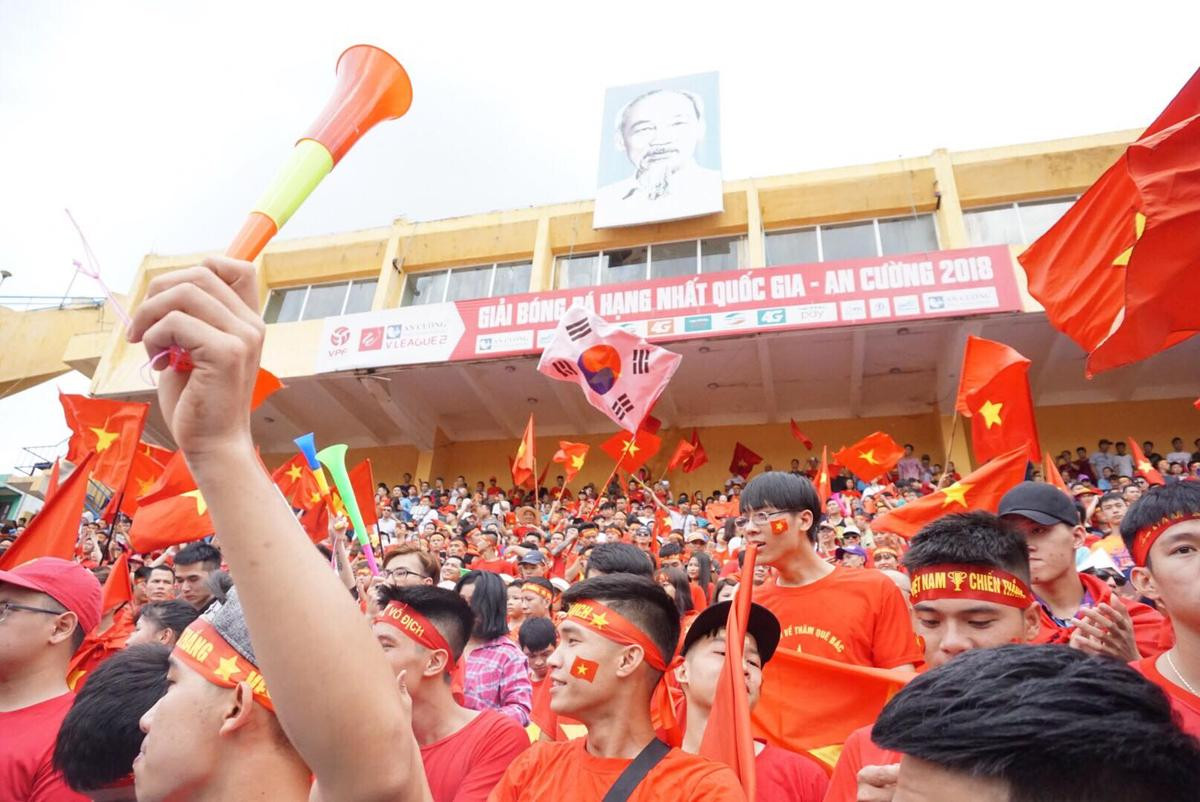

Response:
(680, 600), (781, 664)
(998, 482), (1079, 526)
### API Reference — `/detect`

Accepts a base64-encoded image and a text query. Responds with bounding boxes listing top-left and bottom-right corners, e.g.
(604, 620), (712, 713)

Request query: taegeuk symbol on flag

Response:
(537, 305), (682, 432)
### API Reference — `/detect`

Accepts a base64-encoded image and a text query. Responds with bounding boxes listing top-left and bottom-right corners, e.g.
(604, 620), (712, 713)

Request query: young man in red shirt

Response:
(824, 511), (1042, 802)
(998, 482), (1165, 659)
(489, 574), (744, 801)
(0, 557), (100, 802)
(740, 472), (921, 672)
(1121, 481), (1200, 736)
(677, 600), (829, 801)
(371, 584), (530, 800)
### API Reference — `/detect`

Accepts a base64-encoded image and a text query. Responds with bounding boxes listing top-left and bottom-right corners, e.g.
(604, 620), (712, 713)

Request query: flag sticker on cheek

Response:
(769, 518), (789, 536)
(570, 656), (599, 682)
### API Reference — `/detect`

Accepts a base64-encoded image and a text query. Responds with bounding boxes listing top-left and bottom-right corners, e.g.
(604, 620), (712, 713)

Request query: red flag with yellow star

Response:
(59, 393), (149, 490)
(271, 454), (323, 509)
(601, 428), (662, 474)
(681, 429), (709, 473)
(729, 442), (763, 478)
(552, 441), (590, 483)
(104, 447), (168, 520)
(833, 432), (904, 483)
(955, 336), (1040, 464)
(815, 446), (832, 506)
(1128, 438), (1166, 486)
(870, 446), (1029, 538)
(129, 452), (214, 551)
(0, 452), (97, 570)
(511, 415), (537, 491)
(1019, 68), (1200, 375)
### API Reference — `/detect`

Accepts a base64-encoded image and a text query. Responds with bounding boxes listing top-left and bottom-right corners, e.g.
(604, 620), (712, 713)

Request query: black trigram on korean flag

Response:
(610, 393), (635, 421)
(631, 349), (650, 375)
(566, 318), (592, 341)
(550, 359), (578, 378)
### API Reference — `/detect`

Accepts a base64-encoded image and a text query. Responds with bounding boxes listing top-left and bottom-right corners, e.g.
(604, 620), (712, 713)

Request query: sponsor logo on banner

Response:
(922, 287), (1000, 313)
(386, 324), (404, 339)
(893, 295), (920, 316)
(330, 327), (351, 347)
(793, 303), (839, 324)
(869, 298), (891, 319)
(648, 319), (675, 336)
(840, 300), (867, 321)
(476, 330), (535, 354)
(757, 308), (786, 325)
(359, 327), (383, 351)
(722, 312), (747, 327)
(684, 315), (712, 332)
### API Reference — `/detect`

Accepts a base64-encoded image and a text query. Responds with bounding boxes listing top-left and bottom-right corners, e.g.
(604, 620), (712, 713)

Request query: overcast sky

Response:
(1, 0), (1196, 473)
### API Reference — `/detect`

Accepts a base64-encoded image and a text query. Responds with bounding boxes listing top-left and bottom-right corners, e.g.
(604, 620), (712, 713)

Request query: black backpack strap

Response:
(601, 738), (672, 802)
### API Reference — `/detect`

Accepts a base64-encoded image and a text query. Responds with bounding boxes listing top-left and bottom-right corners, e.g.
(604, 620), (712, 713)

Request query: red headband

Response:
(173, 619), (275, 712)
(1132, 512), (1200, 566)
(374, 601), (457, 669)
(910, 563), (1034, 609)
(563, 599), (674, 672)
(522, 583), (555, 603)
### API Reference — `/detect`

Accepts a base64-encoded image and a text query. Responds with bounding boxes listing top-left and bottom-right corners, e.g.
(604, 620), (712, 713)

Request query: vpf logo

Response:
(330, 327), (351, 347)
(948, 570), (968, 592)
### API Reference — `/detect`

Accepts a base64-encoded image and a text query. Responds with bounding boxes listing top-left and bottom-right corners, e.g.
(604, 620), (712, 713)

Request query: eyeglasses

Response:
(385, 568), (430, 582)
(742, 509), (798, 526)
(0, 600), (64, 624)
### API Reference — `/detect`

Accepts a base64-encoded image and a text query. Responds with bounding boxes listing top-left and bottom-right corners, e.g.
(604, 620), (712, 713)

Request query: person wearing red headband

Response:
(519, 577), (556, 621)
(369, 585), (529, 802)
(826, 512), (1042, 802)
(1122, 482), (1200, 737)
(489, 574), (744, 801)
(999, 482), (1165, 660)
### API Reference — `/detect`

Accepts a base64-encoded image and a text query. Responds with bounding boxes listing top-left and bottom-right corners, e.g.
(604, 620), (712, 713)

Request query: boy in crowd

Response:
(489, 575), (744, 801)
(1121, 481), (1200, 736)
(126, 600), (200, 649)
(871, 645), (1200, 802)
(825, 511), (1042, 802)
(172, 543), (223, 611)
(677, 599), (829, 801)
(998, 482), (1165, 659)
(519, 577), (556, 621)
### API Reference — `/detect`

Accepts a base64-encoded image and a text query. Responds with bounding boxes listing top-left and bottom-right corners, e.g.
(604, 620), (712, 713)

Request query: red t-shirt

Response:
(472, 558), (516, 577)
(754, 567), (923, 667)
(0, 692), (87, 802)
(1131, 655), (1200, 738)
(488, 738), (746, 802)
(689, 583), (709, 613)
(755, 744), (828, 802)
(823, 724), (901, 802)
(422, 709), (530, 802)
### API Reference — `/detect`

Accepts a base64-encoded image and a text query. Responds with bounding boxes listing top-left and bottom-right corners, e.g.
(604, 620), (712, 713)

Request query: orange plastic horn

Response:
(302, 44), (414, 166)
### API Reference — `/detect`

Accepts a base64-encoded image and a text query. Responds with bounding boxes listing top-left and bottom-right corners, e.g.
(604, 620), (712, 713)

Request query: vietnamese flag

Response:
(729, 443), (763, 478)
(511, 415), (537, 491)
(1019, 68), (1200, 375)
(815, 447), (832, 506)
(0, 452), (97, 570)
(105, 448), (168, 521)
(956, 336), (1041, 463)
(682, 429), (708, 473)
(271, 455), (323, 509)
(833, 432), (904, 483)
(666, 439), (696, 472)
(552, 441), (590, 482)
(44, 459), (61, 502)
(1043, 452), (1070, 494)
(700, 545), (759, 799)
(1128, 438), (1166, 486)
(789, 420), (813, 450)
(59, 393), (149, 490)
(601, 428), (662, 474)
(348, 459), (379, 534)
(129, 452), (214, 551)
(140, 441), (173, 465)
(870, 446), (1030, 538)
(99, 551), (133, 613)
(752, 648), (911, 771)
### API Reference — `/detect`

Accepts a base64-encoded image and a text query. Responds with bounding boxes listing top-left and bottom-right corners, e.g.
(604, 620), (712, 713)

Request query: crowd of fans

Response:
(2, 256), (1199, 802)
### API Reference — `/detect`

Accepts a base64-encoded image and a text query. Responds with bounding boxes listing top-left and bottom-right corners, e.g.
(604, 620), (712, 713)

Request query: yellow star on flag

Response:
(576, 662), (590, 676)
(858, 449), (879, 465)
(570, 454), (585, 470)
(516, 442), (526, 458)
(1112, 212), (1147, 266)
(136, 476), (156, 496)
(182, 489), (207, 516)
(623, 440), (639, 456)
(286, 465), (303, 481)
(1138, 460), (1152, 472)
(978, 400), (1004, 429)
(213, 655), (242, 683)
(818, 471), (828, 484)
(310, 491), (323, 505)
(590, 612), (609, 629)
(90, 425), (119, 452)
(940, 482), (973, 508)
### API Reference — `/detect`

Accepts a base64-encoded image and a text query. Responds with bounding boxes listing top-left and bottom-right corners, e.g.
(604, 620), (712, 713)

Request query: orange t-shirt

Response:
(1131, 655), (1200, 739)
(754, 567), (923, 668)
(689, 583), (709, 612)
(823, 724), (901, 802)
(487, 737), (746, 802)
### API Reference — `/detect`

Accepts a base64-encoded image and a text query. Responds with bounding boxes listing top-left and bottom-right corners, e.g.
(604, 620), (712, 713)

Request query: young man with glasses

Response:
(1, 557), (101, 801)
(382, 543), (439, 587)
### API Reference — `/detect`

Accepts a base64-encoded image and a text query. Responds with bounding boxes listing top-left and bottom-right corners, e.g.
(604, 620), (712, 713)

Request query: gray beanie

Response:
(202, 586), (258, 667)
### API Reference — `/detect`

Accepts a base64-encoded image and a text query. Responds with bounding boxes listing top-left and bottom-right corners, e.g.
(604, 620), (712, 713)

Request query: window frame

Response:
(962, 196), (1078, 246)
(262, 277), (378, 324)
(763, 213), (940, 267)
(402, 259), (533, 306)
(554, 234), (748, 289)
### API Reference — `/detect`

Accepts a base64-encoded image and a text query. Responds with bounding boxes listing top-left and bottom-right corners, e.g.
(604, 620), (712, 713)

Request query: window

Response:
(764, 214), (937, 267)
(401, 260), (533, 306)
(262, 278), (378, 323)
(554, 236), (747, 288)
(963, 197), (1077, 246)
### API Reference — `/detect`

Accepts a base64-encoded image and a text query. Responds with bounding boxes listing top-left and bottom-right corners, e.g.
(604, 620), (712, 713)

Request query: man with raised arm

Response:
(127, 257), (426, 801)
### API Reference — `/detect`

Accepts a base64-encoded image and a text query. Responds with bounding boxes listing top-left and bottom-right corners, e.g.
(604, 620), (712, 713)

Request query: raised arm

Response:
(128, 257), (427, 802)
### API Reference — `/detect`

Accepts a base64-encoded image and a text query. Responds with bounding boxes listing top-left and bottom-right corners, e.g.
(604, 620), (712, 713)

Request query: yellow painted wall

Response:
(0, 302), (121, 394)
(1034, 398), (1199, 459)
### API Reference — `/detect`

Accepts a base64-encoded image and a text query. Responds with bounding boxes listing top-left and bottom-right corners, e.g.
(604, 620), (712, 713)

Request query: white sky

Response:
(1, 0), (1196, 472)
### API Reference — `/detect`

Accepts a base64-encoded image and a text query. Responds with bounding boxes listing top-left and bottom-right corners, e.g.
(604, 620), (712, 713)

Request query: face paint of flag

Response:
(769, 518), (789, 536)
(571, 656), (599, 682)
